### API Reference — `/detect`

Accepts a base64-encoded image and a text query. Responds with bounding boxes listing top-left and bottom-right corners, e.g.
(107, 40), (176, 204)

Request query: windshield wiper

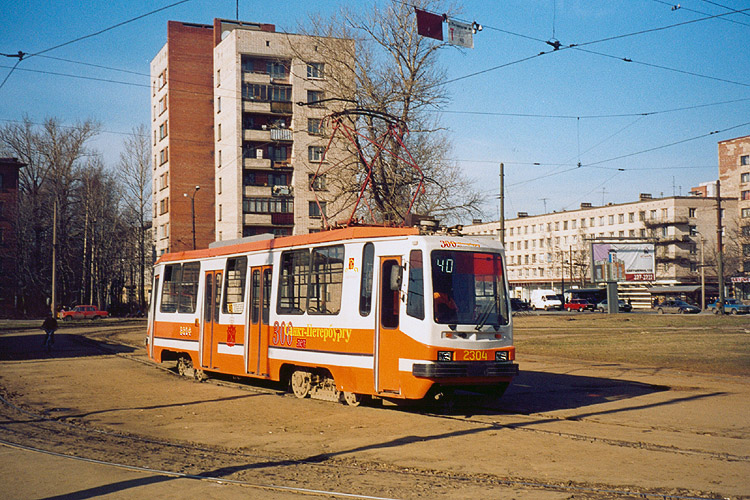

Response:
(475, 297), (498, 331)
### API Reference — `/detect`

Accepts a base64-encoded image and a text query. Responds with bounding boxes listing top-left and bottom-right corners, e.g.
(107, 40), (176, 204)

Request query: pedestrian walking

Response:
(41, 315), (58, 351)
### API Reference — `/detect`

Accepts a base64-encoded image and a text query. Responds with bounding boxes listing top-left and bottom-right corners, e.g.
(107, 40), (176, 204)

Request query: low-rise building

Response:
(463, 193), (737, 308)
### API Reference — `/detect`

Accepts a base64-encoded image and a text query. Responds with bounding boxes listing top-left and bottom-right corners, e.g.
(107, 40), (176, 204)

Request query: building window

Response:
(599, 216), (605, 226)
(571, 219), (577, 229)
(639, 211), (646, 221)
(159, 121), (168, 139)
(608, 215), (614, 225)
(308, 146), (325, 162)
(243, 197), (293, 214)
(159, 147), (168, 165)
(158, 70), (167, 89)
(744, 244), (750, 257)
(217, 96), (221, 113)
(218, 177), (222, 195)
(307, 62), (325, 79)
(307, 90), (324, 107)
(216, 69), (220, 87)
(688, 208), (696, 218)
(159, 197), (169, 214)
(689, 225), (697, 236)
(309, 173), (327, 190)
(218, 204), (222, 221)
(308, 118), (323, 135)
(742, 208), (750, 218)
(741, 172), (750, 183)
(159, 172), (168, 190)
(217, 150), (221, 166)
(741, 155), (749, 166)
(406, 250), (424, 320)
(618, 213), (624, 224)
(743, 226), (750, 237)
(629, 212), (635, 222)
(650, 210), (657, 220)
(563, 221), (568, 230)
(159, 96), (167, 114)
(217, 123), (221, 141)
(309, 201), (327, 218)
(742, 190), (750, 201)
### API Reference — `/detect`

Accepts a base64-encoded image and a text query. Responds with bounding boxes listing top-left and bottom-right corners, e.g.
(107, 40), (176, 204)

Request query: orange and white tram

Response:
(146, 226), (518, 404)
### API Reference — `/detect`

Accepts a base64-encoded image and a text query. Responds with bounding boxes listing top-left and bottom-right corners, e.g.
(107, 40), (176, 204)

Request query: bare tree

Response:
(0, 117), (100, 314)
(118, 124), (152, 309)
(298, 0), (482, 226)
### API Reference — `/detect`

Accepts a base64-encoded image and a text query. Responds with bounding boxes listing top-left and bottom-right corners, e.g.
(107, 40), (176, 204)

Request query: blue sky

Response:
(1, 0), (748, 222)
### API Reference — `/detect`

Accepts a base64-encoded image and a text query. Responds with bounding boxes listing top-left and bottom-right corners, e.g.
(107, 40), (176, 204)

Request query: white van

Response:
(530, 289), (562, 311)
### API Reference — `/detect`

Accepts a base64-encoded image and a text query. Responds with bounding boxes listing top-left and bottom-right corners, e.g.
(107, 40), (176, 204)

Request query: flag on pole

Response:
(415, 8), (443, 41)
(447, 19), (474, 48)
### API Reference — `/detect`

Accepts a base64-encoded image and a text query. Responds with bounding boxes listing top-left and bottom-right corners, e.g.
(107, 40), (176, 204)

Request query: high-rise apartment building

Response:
(150, 19), (354, 257)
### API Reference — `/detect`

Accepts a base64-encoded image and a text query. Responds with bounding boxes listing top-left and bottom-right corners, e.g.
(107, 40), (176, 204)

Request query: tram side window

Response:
(178, 262), (200, 313)
(278, 249), (309, 314)
(359, 243), (374, 316)
(223, 256), (248, 314)
(308, 245), (344, 315)
(406, 250), (424, 319)
(160, 262), (200, 314)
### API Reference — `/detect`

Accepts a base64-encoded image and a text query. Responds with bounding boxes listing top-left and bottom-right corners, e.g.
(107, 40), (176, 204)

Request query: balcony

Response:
(270, 128), (292, 141)
(653, 234), (692, 245)
(272, 160), (292, 169)
(643, 216), (690, 227)
(244, 185), (271, 197)
(270, 101), (293, 114)
(243, 129), (271, 142)
(243, 157), (272, 169)
(243, 213), (273, 225)
(271, 213), (295, 225)
(242, 72), (271, 85)
(243, 101), (271, 113)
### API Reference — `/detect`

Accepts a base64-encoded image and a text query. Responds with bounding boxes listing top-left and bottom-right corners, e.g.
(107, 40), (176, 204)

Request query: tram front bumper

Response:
(412, 361), (519, 379)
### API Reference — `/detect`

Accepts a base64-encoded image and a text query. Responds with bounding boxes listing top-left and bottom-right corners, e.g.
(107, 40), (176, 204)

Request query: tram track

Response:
(0, 326), (738, 499)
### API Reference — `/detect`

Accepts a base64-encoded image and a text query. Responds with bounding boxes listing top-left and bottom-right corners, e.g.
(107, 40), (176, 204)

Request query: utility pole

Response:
(539, 197), (549, 213)
(700, 235), (705, 311)
(499, 163), (505, 247)
(51, 200), (57, 317)
(184, 185), (200, 250)
(716, 180), (725, 314)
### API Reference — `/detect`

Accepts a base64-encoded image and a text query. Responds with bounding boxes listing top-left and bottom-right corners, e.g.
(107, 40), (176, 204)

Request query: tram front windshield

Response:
(431, 250), (509, 327)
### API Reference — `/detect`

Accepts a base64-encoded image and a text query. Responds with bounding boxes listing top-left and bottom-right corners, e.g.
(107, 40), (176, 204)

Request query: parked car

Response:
(564, 299), (594, 312)
(510, 298), (530, 311)
(596, 299), (632, 312)
(58, 305), (109, 321)
(654, 299), (700, 314)
(707, 298), (750, 315)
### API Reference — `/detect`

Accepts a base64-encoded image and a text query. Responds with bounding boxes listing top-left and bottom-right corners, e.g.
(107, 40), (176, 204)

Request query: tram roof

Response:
(156, 226), (420, 264)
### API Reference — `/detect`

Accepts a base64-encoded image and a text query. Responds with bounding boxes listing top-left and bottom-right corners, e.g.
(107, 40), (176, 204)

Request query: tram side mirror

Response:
(389, 265), (403, 291)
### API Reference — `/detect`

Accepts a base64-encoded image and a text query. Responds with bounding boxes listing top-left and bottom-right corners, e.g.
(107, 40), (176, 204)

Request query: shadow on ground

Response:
(0, 332), (135, 361)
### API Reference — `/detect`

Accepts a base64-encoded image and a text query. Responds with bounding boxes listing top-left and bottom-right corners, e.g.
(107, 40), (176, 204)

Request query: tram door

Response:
(247, 266), (272, 376)
(201, 270), (222, 370)
(376, 257), (401, 393)
(147, 274), (159, 360)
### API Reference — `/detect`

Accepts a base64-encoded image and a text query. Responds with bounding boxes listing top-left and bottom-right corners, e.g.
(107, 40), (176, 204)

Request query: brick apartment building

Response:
(463, 193), (738, 307)
(0, 158), (23, 317)
(718, 134), (750, 298)
(150, 19), (354, 258)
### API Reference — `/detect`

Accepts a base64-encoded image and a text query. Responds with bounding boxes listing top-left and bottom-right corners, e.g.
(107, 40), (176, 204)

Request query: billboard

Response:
(591, 242), (655, 282)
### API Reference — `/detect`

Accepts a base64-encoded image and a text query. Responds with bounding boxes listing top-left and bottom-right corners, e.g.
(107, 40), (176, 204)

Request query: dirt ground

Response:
(0, 322), (748, 499)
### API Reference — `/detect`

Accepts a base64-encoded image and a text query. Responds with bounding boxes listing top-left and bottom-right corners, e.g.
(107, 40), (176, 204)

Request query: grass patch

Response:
(513, 314), (750, 376)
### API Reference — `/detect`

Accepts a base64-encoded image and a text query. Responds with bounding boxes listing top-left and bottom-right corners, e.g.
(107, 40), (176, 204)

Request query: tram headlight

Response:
(495, 351), (509, 362)
(437, 351), (453, 362)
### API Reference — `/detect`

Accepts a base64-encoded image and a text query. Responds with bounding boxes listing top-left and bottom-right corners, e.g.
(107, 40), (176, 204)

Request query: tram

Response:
(146, 226), (518, 405)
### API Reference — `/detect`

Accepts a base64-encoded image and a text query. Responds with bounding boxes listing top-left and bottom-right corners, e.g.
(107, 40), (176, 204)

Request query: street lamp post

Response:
(184, 185), (200, 250)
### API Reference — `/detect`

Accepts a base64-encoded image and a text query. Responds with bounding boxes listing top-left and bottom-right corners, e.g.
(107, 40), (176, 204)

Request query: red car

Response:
(564, 299), (593, 312)
(59, 305), (109, 321)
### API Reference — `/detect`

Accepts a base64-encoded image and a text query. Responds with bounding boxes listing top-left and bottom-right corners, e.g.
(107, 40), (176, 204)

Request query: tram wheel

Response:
(177, 356), (191, 377)
(342, 391), (362, 406)
(290, 369), (312, 398)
